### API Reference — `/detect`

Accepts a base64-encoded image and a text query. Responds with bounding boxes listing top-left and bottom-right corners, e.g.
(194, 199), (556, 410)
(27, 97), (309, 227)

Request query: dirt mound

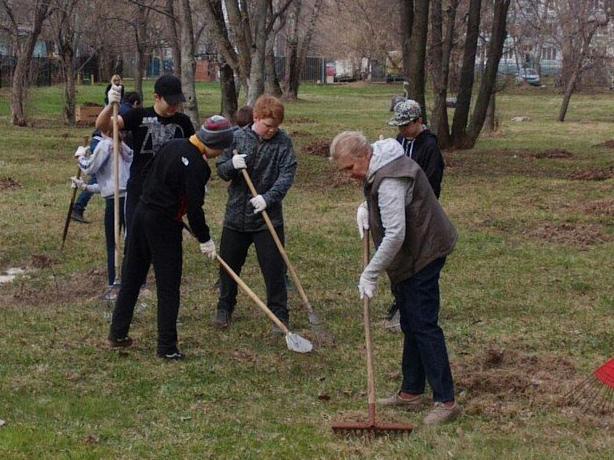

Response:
(582, 199), (614, 217)
(31, 254), (56, 269)
(454, 348), (578, 418)
(569, 167), (614, 181)
(302, 139), (330, 157)
(535, 149), (573, 159)
(525, 223), (610, 249)
(0, 177), (21, 191)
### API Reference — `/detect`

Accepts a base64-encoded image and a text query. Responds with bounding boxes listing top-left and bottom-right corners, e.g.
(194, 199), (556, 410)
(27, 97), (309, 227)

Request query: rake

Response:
(567, 358), (614, 414)
(234, 150), (335, 346)
(216, 255), (313, 354)
(331, 232), (413, 436)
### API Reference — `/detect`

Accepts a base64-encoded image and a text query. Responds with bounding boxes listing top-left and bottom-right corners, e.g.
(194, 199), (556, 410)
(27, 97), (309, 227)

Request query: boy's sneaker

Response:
(71, 209), (90, 224)
(102, 285), (119, 301)
(108, 336), (133, 348)
(158, 351), (185, 361)
(377, 392), (423, 409)
(213, 309), (231, 329)
(423, 402), (462, 425)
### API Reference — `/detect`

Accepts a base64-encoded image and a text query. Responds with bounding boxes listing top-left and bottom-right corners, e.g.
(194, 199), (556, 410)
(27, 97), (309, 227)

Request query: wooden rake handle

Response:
(112, 102), (121, 284)
(234, 150), (315, 314)
(362, 232), (376, 421)
(216, 255), (290, 334)
(61, 136), (90, 250)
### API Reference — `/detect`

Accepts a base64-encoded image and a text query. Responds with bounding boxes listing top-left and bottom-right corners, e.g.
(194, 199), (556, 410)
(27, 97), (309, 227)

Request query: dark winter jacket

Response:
(216, 125), (297, 232)
(396, 129), (444, 198)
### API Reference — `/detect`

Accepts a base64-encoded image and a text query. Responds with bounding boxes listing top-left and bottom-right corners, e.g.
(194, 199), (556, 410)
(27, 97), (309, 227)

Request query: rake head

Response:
(567, 358), (614, 414)
(331, 420), (413, 437)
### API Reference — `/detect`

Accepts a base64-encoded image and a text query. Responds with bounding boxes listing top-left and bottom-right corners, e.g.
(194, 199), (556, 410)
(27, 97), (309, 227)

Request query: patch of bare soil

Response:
(0, 177), (21, 191)
(31, 254), (56, 269)
(596, 139), (614, 149)
(302, 139), (330, 157)
(453, 347), (578, 418)
(525, 223), (610, 249)
(0, 268), (106, 310)
(568, 166), (614, 181)
(288, 129), (312, 139)
(582, 199), (614, 217)
(287, 116), (317, 124)
(534, 149), (574, 159)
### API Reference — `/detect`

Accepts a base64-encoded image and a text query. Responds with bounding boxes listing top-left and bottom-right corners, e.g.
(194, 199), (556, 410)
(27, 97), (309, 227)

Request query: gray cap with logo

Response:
(388, 99), (422, 126)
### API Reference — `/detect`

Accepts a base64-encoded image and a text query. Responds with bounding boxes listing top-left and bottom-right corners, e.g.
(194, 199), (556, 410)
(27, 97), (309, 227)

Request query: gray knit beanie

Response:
(197, 115), (234, 149)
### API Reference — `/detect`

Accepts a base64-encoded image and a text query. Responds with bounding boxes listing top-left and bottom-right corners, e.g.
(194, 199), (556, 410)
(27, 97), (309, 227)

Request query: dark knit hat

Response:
(197, 115), (234, 150)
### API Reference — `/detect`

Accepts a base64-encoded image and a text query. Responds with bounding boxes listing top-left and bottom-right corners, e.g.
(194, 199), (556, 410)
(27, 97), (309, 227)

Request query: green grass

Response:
(0, 81), (612, 459)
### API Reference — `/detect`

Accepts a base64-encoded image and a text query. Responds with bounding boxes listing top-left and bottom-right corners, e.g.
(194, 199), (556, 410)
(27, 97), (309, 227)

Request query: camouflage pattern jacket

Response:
(216, 125), (297, 232)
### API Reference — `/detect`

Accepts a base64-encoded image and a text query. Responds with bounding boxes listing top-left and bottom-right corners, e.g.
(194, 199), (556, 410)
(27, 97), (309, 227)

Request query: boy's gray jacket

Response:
(216, 126), (297, 232)
(364, 139), (457, 284)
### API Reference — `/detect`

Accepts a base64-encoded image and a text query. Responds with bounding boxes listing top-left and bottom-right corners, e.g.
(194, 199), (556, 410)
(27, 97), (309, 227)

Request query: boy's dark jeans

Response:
(110, 204), (183, 355)
(217, 226), (288, 322)
(73, 175), (97, 213)
(104, 197), (125, 285)
(397, 257), (455, 403)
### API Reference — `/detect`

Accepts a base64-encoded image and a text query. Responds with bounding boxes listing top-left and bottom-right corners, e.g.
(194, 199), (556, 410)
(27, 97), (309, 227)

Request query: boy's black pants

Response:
(110, 203), (183, 355)
(217, 226), (288, 322)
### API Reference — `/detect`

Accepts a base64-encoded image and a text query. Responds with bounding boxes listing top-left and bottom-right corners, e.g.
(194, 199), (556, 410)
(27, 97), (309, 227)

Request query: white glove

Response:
(107, 84), (122, 105)
(200, 240), (216, 260)
(356, 201), (369, 239)
(358, 273), (377, 300)
(70, 177), (87, 190)
(74, 146), (90, 158)
(250, 195), (267, 214)
(232, 154), (247, 170)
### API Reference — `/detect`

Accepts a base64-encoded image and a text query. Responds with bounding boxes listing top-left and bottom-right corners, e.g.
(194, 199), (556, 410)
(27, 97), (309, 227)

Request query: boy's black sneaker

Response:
(158, 351), (185, 361)
(108, 336), (133, 348)
(213, 309), (231, 329)
(71, 209), (90, 224)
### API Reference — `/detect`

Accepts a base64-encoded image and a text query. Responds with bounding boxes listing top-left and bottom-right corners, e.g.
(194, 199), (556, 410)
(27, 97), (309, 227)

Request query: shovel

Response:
(216, 254), (313, 354)
(60, 136), (90, 250)
(234, 150), (334, 344)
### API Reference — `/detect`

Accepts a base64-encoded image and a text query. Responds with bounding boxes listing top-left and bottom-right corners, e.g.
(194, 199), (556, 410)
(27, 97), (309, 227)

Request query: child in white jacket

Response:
(72, 133), (133, 298)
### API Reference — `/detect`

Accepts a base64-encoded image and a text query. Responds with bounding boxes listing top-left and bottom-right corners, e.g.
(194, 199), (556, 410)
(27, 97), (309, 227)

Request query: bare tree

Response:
(554, 0), (611, 121)
(164, 0), (181, 76)
(177, 0), (199, 126)
(1, 0), (52, 126)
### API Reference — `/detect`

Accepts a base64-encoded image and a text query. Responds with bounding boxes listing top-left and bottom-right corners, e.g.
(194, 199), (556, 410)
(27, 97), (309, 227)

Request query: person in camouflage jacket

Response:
(214, 96), (297, 331)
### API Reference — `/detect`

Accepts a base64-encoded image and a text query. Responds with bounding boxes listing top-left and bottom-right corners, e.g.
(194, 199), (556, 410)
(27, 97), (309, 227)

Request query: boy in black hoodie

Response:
(108, 116), (234, 360)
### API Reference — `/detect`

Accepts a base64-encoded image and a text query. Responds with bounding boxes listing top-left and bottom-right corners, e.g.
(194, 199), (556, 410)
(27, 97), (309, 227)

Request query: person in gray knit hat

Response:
(109, 115), (233, 361)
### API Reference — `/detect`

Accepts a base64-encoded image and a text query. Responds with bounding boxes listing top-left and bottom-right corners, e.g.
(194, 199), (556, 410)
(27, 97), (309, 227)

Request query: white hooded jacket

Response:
(78, 136), (133, 199)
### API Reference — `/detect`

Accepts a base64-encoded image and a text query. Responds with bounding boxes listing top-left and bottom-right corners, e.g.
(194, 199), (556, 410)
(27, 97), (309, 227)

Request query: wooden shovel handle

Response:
(216, 255), (289, 334)
(112, 102), (121, 284)
(61, 136), (90, 250)
(362, 232), (376, 418)
(233, 150), (315, 314)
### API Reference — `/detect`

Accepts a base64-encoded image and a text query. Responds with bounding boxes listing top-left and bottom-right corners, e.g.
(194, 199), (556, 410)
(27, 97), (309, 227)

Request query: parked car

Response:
(515, 68), (541, 86)
(385, 74), (406, 83)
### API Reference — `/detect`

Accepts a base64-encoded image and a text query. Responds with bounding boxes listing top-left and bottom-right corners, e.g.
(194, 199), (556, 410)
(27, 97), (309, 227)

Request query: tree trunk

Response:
(219, 60), (238, 119)
(405, 0), (429, 123)
(165, 0), (182, 76)
(61, 52), (76, 125)
(134, 5), (147, 98)
(246, 0), (268, 105)
(429, 0), (458, 148)
(463, 0), (511, 148)
(484, 91), (496, 132)
(9, 1), (50, 126)
(179, 0), (199, 127)
(450, 0), (481, 145)
(282, 0), (301, 99)
(293, 0), (323, 98)
(265, 36), (283, 97)
(400, 0), (414, 78)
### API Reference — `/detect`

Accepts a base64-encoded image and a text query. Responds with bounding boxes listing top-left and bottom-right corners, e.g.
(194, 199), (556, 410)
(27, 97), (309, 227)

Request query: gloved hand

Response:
(199, 240), (216, 260)
(356, 201), (369, 239)
(107, 84), (122, 105)
(74, 146), (90, 158)
(232, 154), (247, 170)
(358, 273), (377, 300)
(250, 195), (267, 214)
(70, 176), (87, 190)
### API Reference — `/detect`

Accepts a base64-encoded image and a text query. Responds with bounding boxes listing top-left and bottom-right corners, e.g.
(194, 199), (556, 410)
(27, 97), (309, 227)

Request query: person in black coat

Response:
(108, 116), (235, 360)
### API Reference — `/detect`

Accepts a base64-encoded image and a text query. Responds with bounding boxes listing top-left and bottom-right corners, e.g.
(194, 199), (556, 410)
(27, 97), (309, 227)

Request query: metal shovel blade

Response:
(285, 332), (313, 353)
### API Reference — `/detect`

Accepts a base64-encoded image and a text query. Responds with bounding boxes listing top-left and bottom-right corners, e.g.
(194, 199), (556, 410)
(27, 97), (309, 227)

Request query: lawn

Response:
(0, 81), (612, 459)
